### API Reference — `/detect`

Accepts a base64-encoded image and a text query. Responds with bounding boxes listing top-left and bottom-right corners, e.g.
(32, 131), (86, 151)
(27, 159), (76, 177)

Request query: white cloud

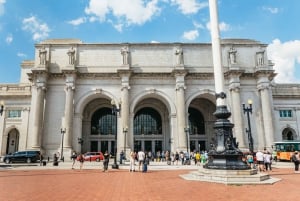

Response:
(263, 7), (279, 14)
(206, 21), (231, 32)
(182, 29), (199, 40)
(193, 21), (204, 29)
(219, 22), (231, 32)
(5, 34), (12, 44)
(171, 0), (208, 15)
(17, 52), (27, 58)
(22, 16), (50, 41)
(0, 0), (5, 16)
(67, 17), (87, 26)
(267, 39), (300, 83)
(85, 0), (161, 32)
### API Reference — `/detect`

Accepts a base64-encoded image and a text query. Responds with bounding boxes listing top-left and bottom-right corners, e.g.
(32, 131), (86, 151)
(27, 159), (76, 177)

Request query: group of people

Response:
(68, 149), (209, 171)
(70, 151), (110, 171)
(243, 150), (274, 171)
(254, 150), (273, 172)
(63, 148), (300, 174)
(245, 149), (300, 173)
(129, 150), (150, 172)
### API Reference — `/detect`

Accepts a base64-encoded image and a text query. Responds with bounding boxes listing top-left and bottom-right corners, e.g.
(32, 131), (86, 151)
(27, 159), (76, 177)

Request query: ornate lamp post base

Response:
(204, 106), (250, 170)
(112, 163), (119, 169)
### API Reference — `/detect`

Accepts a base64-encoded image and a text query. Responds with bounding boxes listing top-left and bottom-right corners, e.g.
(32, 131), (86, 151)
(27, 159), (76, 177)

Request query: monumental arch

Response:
(0, 38), (300, 160)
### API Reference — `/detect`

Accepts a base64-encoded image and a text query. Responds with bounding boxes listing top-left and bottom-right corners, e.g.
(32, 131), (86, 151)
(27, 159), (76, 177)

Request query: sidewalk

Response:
(0, 160), (200, 171)
(0, 160), (294, 171)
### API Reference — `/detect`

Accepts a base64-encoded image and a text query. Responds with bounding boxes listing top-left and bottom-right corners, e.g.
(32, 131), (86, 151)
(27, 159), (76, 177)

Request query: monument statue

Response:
(39, 46), (47, 65)
(67, 46), (76, 65)
(121, 46), (129, 65)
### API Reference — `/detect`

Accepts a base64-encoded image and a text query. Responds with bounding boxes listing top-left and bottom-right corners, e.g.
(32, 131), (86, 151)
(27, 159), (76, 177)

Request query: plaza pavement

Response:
(0, 160), (299, 201)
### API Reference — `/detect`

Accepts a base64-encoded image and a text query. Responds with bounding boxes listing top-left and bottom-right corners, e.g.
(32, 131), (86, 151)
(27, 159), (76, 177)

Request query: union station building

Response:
(0, 38), (299, 160)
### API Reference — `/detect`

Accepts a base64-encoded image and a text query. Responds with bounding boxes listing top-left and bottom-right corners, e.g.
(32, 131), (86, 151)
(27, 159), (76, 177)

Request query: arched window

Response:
(134, 107), (162, 135)
(188, 108), (205, 135)
(91, 107), (116, 135)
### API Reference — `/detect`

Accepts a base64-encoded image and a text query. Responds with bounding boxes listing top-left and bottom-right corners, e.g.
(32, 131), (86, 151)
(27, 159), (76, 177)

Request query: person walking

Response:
(137, 150), (145, 171)
(246, 152), (254, 169)
(195, 151), (201, 166)
(175, 152), (179, 165)
(263, 151), (272, 171)
(142, 155), (149, 173)
(292, 151), (300, 173)
(256, 150), (265, 172)
(103, 151), (109, 172)
(78, 153), (84, 170)
(71, 151), (77, 169)
(129, 151), (135, 172)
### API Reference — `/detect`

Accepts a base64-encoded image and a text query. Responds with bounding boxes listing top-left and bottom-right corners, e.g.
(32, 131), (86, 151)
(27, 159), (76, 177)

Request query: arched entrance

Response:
(133, 98), (169, 154)
(188, 97), (216, 152)
(133, 107), (162, 153)
(6, 128), (19, 154)
(282, 127), (296, 140)
(82, 98), (116, 155)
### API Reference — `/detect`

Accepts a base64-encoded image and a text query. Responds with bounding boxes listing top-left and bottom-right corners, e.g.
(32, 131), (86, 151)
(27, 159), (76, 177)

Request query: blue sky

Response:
(0, 0), (299, 83)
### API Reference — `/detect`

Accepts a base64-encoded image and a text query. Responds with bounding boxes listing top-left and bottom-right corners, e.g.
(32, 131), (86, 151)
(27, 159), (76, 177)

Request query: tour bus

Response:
(273, 141), (300, 161)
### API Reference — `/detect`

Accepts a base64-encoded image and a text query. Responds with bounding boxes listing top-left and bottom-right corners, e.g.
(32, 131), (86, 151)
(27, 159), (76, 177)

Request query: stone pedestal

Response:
(180, 167), (281, 185)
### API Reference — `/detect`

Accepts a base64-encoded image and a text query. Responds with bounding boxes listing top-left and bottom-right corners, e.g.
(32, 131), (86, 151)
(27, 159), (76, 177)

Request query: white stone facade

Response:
(0, 38), (299, 160)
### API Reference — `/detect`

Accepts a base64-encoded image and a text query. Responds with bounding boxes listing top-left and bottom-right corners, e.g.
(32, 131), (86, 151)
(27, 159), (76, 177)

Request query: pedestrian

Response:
(195, 151), (201, 166)
(175, 151), (179, 165)
(142, 155), (149, 173)
(103, 151), (109, 172)
(246, 152), (254, 169)
(291, 151), (300, 173)
(129, 151), (135, 172)
(71, 151), (77, 169)
(180, 152), (184, 165)
(53, 153), (59, 166)
(256, 150), (264, 172)
(137, 150), (145, 171)
(78, 153), (84, 170)
(120, 150), (124, 164)
(263, 151), (272, 171)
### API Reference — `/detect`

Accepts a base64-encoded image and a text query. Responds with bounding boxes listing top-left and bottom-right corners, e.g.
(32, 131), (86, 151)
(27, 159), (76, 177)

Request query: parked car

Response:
(3, 151), (42, 164)
(77, 152), (104, 162)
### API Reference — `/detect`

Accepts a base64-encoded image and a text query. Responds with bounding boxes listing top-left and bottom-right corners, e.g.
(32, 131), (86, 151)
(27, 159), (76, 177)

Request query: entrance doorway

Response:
(6, 129), (19, 154)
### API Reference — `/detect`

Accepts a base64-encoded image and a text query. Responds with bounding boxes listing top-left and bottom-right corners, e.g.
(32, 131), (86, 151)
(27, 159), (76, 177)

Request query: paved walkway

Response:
(0, 161), (299, 201)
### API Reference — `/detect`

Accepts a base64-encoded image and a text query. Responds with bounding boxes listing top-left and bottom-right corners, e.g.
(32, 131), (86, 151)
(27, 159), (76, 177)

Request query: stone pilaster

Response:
(32, 79), (47, 149)
(118, 69), (132, 158)
(258, 83), (274, 149)
(62, 73), (76, 149)
(229, 84), (246, 149)
(173, 69), (187, 152)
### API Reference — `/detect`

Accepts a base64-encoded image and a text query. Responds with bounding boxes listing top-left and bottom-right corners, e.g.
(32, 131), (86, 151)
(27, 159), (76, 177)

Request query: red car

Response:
(77, 152), (104, 162)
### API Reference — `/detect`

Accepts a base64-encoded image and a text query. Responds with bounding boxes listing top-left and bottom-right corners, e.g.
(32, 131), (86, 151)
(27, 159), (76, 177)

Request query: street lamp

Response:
(111, 100), (121, 169)
(184, 126), (190, 157)
(60, 128), (66, 161)
(123, 126), (128, 160)
(243, 99), (254, 153)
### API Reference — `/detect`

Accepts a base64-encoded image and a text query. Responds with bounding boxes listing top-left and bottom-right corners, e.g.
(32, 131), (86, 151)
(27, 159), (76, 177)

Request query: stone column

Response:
(32, 81), (47, 149)
(229, 83), (246, 149)
(63, 83), (75, 148)
(173, 70), (187, 151)
(258, 83), (274, 149)
(118, 70), (131, 158)
(121, 85), (129, 158)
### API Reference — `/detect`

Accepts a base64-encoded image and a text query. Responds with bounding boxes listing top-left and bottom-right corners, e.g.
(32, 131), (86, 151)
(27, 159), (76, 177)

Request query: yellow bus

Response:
(273, 141), (300, 161)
